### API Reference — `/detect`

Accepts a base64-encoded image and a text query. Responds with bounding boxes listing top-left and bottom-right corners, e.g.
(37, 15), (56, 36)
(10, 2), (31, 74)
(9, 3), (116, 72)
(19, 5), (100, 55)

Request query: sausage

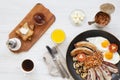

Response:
(74, 41), (97, 52)
(70, 47), (93, 56)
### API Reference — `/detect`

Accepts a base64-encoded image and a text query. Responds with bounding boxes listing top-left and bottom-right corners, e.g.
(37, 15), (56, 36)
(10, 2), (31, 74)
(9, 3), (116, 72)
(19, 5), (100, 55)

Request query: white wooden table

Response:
(0, 0), (120, 80)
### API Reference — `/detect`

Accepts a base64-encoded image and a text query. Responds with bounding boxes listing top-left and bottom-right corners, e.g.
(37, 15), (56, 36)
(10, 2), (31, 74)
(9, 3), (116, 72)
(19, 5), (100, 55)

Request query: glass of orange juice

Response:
(51, 29), (66, 44)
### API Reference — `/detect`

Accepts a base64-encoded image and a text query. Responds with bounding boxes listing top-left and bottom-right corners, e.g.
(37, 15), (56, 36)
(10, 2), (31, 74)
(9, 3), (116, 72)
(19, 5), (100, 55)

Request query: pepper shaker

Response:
(6, 38), (21, 51)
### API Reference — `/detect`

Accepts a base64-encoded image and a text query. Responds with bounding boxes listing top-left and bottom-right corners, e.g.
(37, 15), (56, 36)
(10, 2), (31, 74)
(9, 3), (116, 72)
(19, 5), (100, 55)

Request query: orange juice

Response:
(51, 29), (66, 43)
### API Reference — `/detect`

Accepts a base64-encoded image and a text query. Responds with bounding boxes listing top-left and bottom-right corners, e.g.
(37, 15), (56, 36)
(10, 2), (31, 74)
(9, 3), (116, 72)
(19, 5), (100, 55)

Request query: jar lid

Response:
(100, 3), (115, 14)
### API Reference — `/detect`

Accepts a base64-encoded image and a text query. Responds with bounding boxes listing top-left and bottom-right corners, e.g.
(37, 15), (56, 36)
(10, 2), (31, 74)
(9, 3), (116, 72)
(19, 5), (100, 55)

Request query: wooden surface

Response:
(9, 3), (55, 53)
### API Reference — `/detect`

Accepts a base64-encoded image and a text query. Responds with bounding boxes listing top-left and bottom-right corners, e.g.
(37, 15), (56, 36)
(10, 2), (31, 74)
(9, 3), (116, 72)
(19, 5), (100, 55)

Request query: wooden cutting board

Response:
(9, 3), (55, 53)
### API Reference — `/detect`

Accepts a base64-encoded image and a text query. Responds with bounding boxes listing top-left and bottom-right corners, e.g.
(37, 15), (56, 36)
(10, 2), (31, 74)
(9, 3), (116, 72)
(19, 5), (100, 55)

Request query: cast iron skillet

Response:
(66, 30), (120, 80)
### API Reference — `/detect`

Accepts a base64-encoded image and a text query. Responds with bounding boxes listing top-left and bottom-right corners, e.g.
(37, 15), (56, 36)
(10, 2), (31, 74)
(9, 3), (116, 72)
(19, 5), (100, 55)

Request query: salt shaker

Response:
(6, 38), (21, 51)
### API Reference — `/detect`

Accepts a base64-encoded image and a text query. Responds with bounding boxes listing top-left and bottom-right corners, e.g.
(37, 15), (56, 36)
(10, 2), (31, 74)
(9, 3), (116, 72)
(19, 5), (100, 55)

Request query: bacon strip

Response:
(103, 61), (118, 73)
(87, 68), (96, 80)
(99, 65), (112, 80)
(95, 67), (104, 80)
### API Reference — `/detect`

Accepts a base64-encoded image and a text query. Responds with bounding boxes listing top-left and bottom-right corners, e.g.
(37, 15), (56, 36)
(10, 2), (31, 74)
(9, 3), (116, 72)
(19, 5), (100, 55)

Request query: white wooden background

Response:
(0, 0), (120, 80)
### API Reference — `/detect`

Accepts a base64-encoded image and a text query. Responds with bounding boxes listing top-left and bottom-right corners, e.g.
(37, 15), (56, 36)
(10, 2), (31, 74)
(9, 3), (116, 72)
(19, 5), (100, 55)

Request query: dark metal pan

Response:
(66, 30), (120, 80)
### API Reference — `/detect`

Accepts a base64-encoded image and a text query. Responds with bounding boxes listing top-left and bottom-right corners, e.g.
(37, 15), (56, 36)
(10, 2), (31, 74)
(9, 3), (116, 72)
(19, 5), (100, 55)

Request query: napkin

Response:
(43, 52), (60, 77)
(43, 46), (73, 80)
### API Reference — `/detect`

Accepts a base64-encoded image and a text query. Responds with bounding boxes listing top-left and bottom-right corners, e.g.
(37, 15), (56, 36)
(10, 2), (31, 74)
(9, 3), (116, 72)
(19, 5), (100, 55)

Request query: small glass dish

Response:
(70, 9), (86, 26)
(51, 29), (66, 44)
(33, 13), (46, 26)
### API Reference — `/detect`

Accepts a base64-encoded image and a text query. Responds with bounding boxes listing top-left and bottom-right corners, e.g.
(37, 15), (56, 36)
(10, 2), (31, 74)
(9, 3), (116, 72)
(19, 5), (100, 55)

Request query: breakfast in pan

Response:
(66, 30), (120, 80)
(71, 40), (119, 80)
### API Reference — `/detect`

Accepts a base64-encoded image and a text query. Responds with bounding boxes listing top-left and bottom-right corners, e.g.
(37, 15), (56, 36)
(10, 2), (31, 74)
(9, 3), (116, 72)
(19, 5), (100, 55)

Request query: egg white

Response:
(86, 36), (120, 64)
(103, 52), (120, 64)
(86, 36), (109, 52)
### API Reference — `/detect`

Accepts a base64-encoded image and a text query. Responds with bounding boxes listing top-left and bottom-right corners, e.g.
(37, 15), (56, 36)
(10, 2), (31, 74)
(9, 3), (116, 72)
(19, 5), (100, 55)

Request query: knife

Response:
(46, 45), (66, 78)
(52, 46), (70, 78)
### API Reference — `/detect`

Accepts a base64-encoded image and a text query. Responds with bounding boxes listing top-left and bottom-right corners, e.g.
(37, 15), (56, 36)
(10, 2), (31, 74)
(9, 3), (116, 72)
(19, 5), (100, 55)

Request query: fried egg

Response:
(86, 36), (110, 52)
(103, 51), (120, 64)
(86, 36), (120, 64)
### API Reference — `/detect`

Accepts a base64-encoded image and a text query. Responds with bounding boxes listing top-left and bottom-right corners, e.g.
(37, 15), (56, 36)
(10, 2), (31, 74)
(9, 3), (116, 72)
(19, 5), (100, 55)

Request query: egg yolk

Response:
(104, 51), (113, 60)
(101, 40), (110, 48)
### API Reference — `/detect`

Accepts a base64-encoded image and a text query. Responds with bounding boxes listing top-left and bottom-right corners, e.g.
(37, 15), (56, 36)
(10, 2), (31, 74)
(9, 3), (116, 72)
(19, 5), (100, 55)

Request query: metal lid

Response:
(7, 38), (21, 51)
(100, 3), (115, 14)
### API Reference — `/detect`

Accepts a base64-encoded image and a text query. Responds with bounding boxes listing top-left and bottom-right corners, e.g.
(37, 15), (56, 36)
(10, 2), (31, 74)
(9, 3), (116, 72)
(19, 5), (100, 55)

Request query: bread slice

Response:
(16, 22), (34, 41)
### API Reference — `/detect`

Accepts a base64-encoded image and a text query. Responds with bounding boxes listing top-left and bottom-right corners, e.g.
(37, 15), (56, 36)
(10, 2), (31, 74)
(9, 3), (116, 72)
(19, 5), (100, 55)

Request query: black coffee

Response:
(22, 59), (34, 72)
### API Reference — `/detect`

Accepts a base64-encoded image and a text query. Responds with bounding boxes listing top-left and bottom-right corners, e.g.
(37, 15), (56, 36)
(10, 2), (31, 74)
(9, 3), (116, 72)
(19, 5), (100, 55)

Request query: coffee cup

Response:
(21, 59), (34, 73)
